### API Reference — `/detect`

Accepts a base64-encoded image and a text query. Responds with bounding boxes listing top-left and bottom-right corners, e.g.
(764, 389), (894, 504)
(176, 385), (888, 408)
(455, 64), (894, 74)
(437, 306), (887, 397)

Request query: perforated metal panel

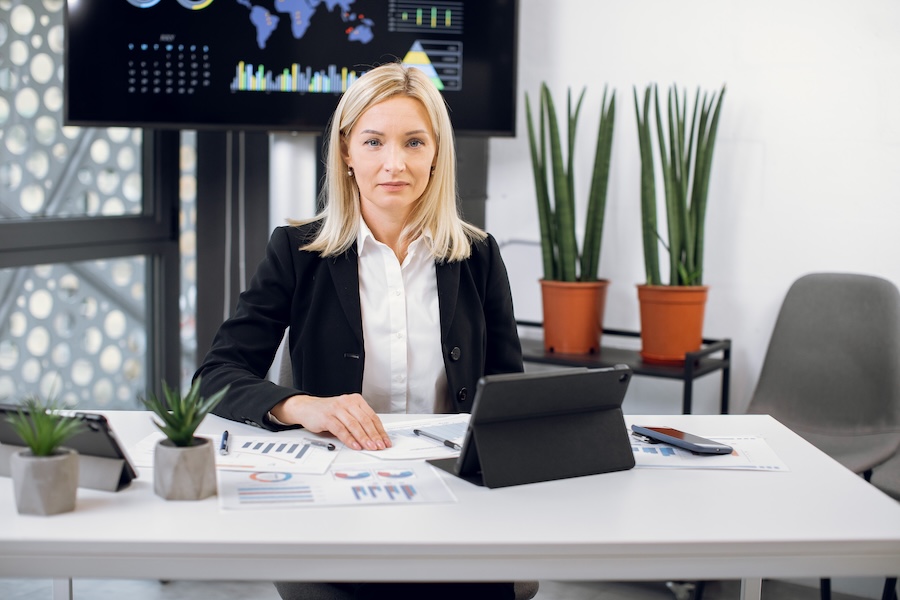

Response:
(0, 0), (197, 406)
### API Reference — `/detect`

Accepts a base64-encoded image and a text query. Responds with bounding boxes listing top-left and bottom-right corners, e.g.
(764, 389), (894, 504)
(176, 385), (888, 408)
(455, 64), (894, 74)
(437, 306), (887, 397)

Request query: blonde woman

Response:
(198, 64), (520, 449)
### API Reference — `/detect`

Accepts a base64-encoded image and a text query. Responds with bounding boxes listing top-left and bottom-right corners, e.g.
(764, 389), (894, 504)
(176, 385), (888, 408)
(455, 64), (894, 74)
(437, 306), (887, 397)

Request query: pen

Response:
(219, 430), (230, 455)
(306, 439), (336, 451)
(414, 428), (462, 451)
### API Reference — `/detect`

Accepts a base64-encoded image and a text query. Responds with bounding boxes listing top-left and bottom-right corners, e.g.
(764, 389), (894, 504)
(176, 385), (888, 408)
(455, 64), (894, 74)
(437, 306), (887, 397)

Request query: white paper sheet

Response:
(362, 414), (469, 460)
(631, 435), (789, 471)
(131, 431), (340, 474)
(217, 460), (457, 510)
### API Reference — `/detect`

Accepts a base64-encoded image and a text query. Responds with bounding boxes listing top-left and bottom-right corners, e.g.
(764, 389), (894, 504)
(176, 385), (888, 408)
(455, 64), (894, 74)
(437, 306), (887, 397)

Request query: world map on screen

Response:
(236, 0), (375, 49)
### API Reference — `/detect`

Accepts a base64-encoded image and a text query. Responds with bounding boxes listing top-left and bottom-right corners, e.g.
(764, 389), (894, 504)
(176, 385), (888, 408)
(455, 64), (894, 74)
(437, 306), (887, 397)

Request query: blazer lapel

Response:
(328, 248), (364, 345)
(436, 260), (460, 340)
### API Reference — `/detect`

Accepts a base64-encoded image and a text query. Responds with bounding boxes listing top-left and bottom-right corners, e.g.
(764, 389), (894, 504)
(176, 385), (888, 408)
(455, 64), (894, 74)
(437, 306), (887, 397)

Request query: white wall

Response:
(488, 0), (900, 417)
(270, 0), (900, 415)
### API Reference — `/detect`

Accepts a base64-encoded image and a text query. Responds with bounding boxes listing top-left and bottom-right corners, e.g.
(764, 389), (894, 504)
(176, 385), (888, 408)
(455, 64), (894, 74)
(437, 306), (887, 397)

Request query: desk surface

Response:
(1, 413), (899, 585)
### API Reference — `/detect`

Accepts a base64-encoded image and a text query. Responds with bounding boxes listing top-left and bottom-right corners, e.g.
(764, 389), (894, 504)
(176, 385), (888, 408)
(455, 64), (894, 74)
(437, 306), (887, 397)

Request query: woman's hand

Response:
(270, 394), (392, 451)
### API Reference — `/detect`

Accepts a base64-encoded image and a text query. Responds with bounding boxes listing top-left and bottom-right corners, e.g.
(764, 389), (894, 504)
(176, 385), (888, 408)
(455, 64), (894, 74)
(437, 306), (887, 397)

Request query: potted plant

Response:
(633, 83), (726, 364)
(5, 397), (84, 515)
(140, 377), (228, 501)
(525, 82), (616, 354)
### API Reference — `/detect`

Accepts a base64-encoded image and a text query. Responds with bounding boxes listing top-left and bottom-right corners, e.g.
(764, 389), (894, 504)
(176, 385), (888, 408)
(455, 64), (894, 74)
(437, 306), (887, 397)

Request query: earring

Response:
(430, 166), (435, 176)
(347, 167), (354, 178)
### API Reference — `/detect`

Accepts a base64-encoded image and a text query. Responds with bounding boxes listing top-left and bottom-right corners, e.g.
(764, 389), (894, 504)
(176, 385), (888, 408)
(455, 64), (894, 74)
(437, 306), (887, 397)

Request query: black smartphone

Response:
(631, 425), (733, 455)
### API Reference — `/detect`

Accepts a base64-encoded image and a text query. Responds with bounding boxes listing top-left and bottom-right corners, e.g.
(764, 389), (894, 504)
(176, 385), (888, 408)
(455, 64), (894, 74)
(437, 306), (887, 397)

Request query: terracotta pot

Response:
(637, 284), (708, 365)
(154, 437), (217, 501)
(540, 279), (609, 354)
(10, 447), (79, 516)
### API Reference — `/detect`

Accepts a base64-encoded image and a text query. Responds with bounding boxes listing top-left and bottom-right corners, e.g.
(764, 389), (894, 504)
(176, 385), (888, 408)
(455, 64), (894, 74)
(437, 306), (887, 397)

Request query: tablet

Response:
(428, 365), (636, 488)
(0, 404), (138, 491)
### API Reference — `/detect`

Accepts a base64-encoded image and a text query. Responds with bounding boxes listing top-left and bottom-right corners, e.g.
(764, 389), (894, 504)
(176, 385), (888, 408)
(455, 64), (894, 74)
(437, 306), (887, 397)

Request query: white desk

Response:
(1, 413), (899, 600)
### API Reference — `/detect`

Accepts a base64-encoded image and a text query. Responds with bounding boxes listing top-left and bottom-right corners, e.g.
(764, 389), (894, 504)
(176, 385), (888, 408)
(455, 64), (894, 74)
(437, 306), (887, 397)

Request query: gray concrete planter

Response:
(153, 437), (216, 501)
(10, 448), (79, 516)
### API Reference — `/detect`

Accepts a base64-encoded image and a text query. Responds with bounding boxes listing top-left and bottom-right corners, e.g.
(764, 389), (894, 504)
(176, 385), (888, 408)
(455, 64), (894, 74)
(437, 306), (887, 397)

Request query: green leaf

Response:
(4, 396), (85, 457)
(140, 377), (229, 447)
(634, 85), (660, 286)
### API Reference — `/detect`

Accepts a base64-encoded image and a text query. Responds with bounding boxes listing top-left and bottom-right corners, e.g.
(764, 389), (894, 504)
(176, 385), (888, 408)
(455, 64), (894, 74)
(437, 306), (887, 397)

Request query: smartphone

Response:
(631, 425), (733, 455)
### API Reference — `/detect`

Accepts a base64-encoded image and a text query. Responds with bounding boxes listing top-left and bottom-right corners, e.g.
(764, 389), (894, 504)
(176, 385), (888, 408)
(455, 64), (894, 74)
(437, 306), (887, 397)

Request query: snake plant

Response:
(526, 83), (615, 282)
(634, 83), (725, 286)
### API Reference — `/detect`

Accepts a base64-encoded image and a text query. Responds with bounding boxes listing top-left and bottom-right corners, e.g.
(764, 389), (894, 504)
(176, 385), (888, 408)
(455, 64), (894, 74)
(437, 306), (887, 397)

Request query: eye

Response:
(408, 139), (424, 148)
(363, 139), (382, 147)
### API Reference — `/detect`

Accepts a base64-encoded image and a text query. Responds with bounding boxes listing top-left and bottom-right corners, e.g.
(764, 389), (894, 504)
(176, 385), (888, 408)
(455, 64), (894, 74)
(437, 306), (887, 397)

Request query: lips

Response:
(379, 181), (409, 191)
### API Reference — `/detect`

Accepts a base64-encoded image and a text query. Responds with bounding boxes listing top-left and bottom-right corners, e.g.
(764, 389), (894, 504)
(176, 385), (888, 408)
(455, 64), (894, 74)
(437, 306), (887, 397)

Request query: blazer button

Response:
(457, 387), (468, 402)
(450, 346), (462, 361)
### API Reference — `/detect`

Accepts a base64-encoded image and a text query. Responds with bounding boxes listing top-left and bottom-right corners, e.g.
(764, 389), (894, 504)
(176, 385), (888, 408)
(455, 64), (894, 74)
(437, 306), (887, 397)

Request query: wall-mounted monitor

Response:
(63, 0), (519, 136)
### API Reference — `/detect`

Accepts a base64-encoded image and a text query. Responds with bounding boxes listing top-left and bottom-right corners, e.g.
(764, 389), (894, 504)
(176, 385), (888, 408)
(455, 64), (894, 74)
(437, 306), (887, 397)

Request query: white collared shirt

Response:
(357, 218), (450, 414)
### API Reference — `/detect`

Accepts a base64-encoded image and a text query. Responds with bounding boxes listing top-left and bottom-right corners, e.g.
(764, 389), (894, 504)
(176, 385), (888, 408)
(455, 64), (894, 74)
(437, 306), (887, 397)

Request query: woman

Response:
(194, 63), (522, 599)
(196, 62), (522, 448)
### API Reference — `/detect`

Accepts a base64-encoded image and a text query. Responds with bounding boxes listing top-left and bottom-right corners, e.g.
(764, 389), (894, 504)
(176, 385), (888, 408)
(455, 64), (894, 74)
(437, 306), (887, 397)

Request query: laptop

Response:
(428, 365), (635, 488)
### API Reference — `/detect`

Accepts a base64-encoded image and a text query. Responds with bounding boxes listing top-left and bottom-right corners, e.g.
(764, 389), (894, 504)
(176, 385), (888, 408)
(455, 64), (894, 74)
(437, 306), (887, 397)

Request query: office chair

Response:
(273, 350), (540, 600)
(871, 453), (900, 600)
(746, 272), (900, 600)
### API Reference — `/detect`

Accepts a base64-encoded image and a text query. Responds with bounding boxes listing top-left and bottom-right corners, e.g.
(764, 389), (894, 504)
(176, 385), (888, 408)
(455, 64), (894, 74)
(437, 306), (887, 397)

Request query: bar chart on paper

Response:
(215, 434), (338, 474)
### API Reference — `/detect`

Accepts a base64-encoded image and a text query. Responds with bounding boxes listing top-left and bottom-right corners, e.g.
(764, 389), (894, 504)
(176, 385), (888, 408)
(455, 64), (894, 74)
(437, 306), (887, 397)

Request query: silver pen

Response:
(413, 428), (461, 451)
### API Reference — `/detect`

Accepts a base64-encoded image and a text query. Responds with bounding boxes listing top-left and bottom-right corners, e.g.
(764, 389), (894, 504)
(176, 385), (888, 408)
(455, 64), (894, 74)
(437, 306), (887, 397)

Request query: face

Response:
(342, 96), (436, 225)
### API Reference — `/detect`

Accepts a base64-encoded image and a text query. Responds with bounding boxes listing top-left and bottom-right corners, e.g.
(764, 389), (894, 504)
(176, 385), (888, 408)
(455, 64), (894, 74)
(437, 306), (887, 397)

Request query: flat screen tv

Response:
(63, 0), (518, 136)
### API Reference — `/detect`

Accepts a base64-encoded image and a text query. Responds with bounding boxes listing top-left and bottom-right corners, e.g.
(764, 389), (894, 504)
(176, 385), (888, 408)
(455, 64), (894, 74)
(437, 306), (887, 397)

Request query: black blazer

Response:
(195, 223), (523, 430)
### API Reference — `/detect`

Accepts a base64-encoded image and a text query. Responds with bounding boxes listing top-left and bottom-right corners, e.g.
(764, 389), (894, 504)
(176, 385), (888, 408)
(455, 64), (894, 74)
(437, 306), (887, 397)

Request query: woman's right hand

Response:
(269, 393), (392, 452)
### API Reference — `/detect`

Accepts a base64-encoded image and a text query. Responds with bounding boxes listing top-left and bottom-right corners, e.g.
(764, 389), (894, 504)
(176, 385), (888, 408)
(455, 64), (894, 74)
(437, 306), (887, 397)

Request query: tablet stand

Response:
(0, 443), (133, 492)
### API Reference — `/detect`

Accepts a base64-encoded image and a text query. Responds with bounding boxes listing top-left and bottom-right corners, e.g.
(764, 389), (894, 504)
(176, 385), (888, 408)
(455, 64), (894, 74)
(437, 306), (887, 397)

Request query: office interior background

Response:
(0, 0), (898, 597)
(273, 0), (900, 419)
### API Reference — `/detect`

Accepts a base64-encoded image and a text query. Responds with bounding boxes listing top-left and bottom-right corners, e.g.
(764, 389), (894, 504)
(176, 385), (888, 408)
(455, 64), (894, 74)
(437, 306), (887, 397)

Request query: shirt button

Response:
(450, 346), (461, 361)
(457, 387), (468, 402)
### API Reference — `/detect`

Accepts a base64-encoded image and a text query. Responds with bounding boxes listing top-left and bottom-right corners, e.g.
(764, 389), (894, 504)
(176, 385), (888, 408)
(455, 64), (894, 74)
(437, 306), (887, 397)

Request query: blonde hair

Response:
(297, 62), (485, 261)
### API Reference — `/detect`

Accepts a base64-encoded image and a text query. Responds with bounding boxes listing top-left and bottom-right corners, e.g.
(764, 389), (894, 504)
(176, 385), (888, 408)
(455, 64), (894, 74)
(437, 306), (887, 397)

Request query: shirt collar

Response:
(357, 216), (433, 257)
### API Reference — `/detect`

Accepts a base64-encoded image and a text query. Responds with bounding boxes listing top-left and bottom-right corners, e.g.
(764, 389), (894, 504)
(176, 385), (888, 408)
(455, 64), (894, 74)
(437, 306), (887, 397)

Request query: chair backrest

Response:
(277, 347), (292, 388)
(748, 272), (900, 434)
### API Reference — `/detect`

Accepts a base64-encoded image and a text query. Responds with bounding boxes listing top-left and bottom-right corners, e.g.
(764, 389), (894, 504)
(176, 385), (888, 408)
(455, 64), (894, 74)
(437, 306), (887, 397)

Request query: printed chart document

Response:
(361, 414), (469, 460)
(217, 460), (457, 510)
(631, 435), (789, 471)
(131, 432), (340, 474)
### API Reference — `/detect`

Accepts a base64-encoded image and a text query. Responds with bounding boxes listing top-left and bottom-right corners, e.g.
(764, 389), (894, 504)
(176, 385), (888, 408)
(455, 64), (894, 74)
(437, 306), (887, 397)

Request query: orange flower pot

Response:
(637, 284), (708, 365)
(540, 280), (609, 354)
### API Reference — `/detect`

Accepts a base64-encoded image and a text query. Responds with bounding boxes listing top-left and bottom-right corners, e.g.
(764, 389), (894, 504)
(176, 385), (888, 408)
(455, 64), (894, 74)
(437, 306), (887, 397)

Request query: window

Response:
(0, 0), (181, 408)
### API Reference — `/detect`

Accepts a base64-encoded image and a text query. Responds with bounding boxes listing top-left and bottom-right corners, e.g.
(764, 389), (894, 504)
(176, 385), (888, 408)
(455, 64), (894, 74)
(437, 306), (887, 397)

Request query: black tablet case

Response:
(0, 409), (138, 492)
(428, 366), (636, 488)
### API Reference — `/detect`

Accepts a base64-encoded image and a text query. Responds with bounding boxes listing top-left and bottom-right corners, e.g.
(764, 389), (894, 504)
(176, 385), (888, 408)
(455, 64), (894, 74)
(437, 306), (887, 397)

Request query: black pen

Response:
(306, 439), (336, 451)
(219, 430), (230, 455)
(414, 428), (462, 451)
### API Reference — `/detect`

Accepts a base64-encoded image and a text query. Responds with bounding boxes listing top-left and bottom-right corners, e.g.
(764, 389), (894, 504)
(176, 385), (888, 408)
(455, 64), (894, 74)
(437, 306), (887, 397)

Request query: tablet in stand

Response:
(429, 365), (636, 489)
(0, 408), (138, 492)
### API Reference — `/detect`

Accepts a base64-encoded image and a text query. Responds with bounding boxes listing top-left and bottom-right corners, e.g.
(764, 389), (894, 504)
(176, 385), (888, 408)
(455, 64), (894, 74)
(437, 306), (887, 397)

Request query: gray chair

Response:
(747, 272), (900, 476)
(746, 272), (900, 600)
(274, 350), (539, 600)
(871, 453), (900, 600)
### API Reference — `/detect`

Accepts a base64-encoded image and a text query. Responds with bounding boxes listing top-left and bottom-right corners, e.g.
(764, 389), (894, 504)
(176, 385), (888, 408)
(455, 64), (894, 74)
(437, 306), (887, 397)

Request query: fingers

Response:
(282, 393), (393, 451)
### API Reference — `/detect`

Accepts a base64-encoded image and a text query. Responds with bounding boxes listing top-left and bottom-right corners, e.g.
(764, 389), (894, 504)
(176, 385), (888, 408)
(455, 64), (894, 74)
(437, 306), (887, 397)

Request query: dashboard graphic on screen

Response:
(63, 0), (519, 136)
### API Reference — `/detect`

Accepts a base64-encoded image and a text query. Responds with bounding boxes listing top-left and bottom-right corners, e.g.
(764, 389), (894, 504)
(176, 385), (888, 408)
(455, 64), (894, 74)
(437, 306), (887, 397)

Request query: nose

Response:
(383, 144), (405, 173)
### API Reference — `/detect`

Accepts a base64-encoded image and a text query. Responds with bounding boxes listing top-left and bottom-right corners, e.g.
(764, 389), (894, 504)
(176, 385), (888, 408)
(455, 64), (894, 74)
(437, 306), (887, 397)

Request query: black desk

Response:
(518, 322), (731, 414)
